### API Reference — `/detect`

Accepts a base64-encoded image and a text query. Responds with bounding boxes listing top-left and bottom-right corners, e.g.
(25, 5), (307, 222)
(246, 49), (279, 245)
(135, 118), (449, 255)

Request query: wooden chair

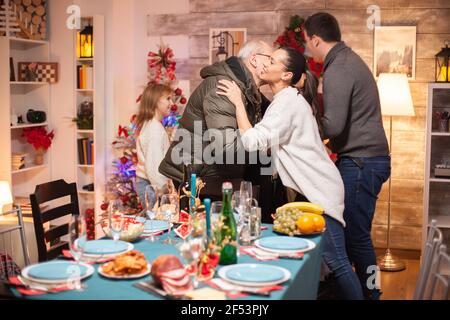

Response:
(29, 180), (80, 262)
(413, 219), (443, 300)
(424, 244), (450, 300)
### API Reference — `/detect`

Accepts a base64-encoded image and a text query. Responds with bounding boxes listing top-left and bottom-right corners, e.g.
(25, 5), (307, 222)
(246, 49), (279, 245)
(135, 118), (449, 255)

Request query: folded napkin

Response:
(240, 246), (304, 261)
(8, 276), (75, 296)
(207, 278), (283, 298)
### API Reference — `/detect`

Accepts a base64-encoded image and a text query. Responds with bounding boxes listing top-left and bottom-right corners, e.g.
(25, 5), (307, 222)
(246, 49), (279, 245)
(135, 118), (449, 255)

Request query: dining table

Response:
(10, 224), (323, 300)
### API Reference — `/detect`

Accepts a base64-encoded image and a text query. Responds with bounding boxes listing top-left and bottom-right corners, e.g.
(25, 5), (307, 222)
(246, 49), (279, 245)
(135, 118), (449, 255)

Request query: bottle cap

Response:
(222, 182), (233, 190)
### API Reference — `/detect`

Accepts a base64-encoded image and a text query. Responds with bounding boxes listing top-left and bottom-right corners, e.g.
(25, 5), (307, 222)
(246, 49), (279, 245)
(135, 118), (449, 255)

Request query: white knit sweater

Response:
(241, 86), (345, 226)
(136, 119), (170, 190)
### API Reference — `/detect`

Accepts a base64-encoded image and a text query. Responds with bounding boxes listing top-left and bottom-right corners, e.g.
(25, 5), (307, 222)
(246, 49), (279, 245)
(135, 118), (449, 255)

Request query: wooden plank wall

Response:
(147, 0), (450, 250)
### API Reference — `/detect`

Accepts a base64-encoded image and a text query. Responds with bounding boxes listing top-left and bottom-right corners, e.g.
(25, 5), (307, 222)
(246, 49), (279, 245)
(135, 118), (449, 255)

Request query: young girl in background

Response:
(135, 84), (174, 209)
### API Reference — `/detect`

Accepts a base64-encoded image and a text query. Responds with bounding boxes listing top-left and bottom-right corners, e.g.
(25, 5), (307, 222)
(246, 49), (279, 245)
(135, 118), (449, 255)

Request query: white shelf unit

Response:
(423, 83), (450, 253)
(73, 16), (106, 238)
(0, 36), (52, 202)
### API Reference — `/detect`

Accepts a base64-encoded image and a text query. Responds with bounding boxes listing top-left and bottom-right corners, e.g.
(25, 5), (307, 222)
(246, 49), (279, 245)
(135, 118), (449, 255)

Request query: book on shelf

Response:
(77, 65), (93, 90)
(77, 137), (94, 165)
(11, 153), (27, 171)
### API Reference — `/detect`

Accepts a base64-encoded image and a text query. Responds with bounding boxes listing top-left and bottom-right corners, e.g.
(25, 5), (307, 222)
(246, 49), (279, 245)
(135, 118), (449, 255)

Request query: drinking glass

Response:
(109, 199), (124, 246)
(68, 214), (86, 291)
(240, 181), (253, 201)
(210, 201), (222, 242)
(144, 185), (159, 242)
(188, 235), (205, 288)
(160, 194), (178, 244)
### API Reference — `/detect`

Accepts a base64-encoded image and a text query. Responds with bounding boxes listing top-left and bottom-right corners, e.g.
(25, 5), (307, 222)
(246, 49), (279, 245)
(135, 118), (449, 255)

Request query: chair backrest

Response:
(424, 245), (450, 300)
(413, 220), (443, 300)
(29, 180), (80, 262)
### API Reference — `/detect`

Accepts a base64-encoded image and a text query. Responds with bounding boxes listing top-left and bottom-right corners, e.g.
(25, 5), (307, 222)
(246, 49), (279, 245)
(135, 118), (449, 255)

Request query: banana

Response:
(277, 202), (324, 215)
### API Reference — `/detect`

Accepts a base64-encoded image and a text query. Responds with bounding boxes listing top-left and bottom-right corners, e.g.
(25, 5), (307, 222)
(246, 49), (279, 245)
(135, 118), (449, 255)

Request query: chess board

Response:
(18, 62), (58, 84)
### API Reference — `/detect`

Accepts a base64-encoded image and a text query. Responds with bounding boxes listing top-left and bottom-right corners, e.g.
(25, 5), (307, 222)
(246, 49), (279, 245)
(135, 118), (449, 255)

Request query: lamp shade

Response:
(0, 181), (13, 212)
(377, 73), (415, 117)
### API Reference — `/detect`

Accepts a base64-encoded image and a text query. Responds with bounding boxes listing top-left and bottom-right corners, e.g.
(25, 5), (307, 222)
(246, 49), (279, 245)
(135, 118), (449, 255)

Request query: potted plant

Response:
(22, 127), (55, 165)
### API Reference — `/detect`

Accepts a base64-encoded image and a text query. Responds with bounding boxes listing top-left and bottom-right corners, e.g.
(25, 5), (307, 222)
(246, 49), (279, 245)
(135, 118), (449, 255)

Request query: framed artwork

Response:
(18, 62), (58, 83)
(374, 26), (417, 80)
(209, 28), (247, 65)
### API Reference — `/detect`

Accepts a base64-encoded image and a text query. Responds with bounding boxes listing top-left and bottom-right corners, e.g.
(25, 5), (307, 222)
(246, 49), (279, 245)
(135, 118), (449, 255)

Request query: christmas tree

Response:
(103, 44), (186, 214)
(102, 117), (141, 215)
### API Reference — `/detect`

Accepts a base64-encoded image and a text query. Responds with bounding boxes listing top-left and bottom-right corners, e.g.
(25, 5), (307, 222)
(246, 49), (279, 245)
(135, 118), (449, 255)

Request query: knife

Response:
(134, 282), (190, 300)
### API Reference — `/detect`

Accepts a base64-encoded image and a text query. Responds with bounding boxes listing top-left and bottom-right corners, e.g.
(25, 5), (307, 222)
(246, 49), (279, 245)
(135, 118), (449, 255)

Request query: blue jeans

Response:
(135, 177), (155, 212)
(336, 156), (391, 300)
(322, 215), (364, 299)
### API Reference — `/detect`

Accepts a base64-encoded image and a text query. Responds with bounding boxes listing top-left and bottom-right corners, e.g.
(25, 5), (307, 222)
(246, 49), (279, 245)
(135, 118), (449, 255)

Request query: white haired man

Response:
(159, 40), (273, 199)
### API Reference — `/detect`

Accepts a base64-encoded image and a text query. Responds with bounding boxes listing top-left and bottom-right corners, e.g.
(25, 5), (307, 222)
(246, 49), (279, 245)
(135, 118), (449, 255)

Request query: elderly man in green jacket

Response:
(159, 40), (273, 199)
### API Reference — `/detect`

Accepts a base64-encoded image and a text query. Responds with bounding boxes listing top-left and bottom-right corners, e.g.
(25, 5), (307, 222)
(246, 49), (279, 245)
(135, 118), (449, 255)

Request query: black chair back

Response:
(30, 180), (80, 262)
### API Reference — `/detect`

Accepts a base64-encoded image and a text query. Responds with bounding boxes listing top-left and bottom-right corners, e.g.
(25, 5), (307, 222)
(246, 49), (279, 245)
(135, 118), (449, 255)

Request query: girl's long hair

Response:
(136, 83), (172, 134)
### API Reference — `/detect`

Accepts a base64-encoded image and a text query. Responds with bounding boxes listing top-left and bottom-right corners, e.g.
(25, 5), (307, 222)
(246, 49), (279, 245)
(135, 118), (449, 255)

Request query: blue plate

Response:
(144, 220), (169, 232)
(81, 239), (129, 254)
(258, 236), (308, 251)
(225, 265), (285, 283)
(27, 261), (89, 280)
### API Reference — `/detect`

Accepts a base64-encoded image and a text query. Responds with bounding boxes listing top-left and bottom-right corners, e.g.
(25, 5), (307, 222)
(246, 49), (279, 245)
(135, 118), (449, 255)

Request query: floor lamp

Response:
(376, 73), (415, 271)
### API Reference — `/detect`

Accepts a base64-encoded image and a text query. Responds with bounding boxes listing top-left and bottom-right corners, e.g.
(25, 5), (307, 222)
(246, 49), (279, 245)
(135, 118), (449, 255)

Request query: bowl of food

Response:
(101, 216), (145, 242)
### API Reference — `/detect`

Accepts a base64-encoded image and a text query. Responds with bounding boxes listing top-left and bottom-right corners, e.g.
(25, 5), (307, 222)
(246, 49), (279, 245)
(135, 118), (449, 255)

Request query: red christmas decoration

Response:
(120, 156), (129, 165)
(274, 15), (323, 78)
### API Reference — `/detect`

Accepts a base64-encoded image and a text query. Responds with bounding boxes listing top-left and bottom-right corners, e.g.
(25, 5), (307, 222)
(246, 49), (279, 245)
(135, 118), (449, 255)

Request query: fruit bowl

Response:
(272, 204), (326, 236)
(101, 216), (145, 242)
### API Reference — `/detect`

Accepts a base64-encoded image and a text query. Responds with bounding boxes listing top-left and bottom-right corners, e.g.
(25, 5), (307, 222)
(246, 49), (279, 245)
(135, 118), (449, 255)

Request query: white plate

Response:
(74, 239), (134, 258)
(218, 263), (291, 288)
(22, 261), (95, 285)
(254, 238), (316, 254)
(98, 264), (151, 280)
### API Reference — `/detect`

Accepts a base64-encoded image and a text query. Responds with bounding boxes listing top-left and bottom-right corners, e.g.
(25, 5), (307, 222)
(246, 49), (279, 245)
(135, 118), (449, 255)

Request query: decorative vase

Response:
(438, 119), (449, 132)
(34, 148), (45, 165)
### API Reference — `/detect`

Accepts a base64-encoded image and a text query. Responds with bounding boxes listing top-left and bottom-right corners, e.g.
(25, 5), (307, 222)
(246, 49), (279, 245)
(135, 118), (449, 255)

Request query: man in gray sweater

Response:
(305, 12), (390, 300)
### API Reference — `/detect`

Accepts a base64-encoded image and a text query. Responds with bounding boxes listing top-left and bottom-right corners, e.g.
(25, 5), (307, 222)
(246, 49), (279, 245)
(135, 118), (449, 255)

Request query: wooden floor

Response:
(377, 249), (420, 300)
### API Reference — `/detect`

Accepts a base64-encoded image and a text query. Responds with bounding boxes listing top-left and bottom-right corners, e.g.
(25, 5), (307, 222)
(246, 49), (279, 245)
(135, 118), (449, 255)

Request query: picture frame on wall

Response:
(374, 26), (417, 80)
(209, 28), (247, 65)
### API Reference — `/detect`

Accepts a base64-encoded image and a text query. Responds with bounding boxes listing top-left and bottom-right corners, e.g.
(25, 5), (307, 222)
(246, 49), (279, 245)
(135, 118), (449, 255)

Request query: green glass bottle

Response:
(218, 182), (237, 265)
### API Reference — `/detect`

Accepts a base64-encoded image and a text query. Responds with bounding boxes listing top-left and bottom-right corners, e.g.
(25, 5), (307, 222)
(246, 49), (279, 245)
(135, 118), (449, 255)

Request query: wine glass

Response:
(160, 194), (178, 245)
(240, 181), (253, 202)
(109, 199), (124, 246)
(144, 185), (159, 242)
(68, 214), (86, 291)
(188, 235), (205, 289)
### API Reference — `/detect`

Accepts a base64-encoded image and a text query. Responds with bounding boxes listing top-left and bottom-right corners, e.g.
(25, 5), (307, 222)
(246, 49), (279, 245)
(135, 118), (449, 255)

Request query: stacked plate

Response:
(143, 220), (171, 235)
(75, 239), (134, 263)
(218, 264), (291, 287)
(21, 261), (95, 288)
(254, 236), (316, 255)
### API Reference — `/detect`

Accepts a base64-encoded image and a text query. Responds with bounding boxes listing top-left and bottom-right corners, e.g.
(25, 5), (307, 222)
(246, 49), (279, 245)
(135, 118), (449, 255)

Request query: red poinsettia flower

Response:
(22, 127), (55, 151)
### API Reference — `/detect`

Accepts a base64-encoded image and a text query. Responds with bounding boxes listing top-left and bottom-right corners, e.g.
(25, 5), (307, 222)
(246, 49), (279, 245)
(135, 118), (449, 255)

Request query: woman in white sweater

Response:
(135, 84), (173, 209)
(217, 47), (364, 300)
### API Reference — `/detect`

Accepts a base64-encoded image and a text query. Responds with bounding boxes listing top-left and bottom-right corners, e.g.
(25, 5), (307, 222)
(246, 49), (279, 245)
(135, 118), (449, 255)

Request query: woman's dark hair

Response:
(280, 47), (306, 86)
(300, 71), (324, 139)
(280, 47), (324, 138)
(304, 12), (341, 43)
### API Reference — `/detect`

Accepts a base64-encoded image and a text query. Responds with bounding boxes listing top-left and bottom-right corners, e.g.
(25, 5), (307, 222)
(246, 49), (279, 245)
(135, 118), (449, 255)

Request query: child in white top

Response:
(135, 84), (173, 207)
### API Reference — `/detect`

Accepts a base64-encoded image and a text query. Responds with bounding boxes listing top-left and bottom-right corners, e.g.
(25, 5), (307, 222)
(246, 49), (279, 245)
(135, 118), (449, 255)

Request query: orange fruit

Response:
(311, 214), (326, 232)
(296, 215), (316, 234)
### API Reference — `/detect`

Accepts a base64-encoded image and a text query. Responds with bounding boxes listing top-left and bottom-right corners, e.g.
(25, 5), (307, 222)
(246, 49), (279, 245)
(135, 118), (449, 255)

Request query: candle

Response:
(438, 66), (449, 82)
(190, 173), (196, 212)
(204, 198), (211, 240)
